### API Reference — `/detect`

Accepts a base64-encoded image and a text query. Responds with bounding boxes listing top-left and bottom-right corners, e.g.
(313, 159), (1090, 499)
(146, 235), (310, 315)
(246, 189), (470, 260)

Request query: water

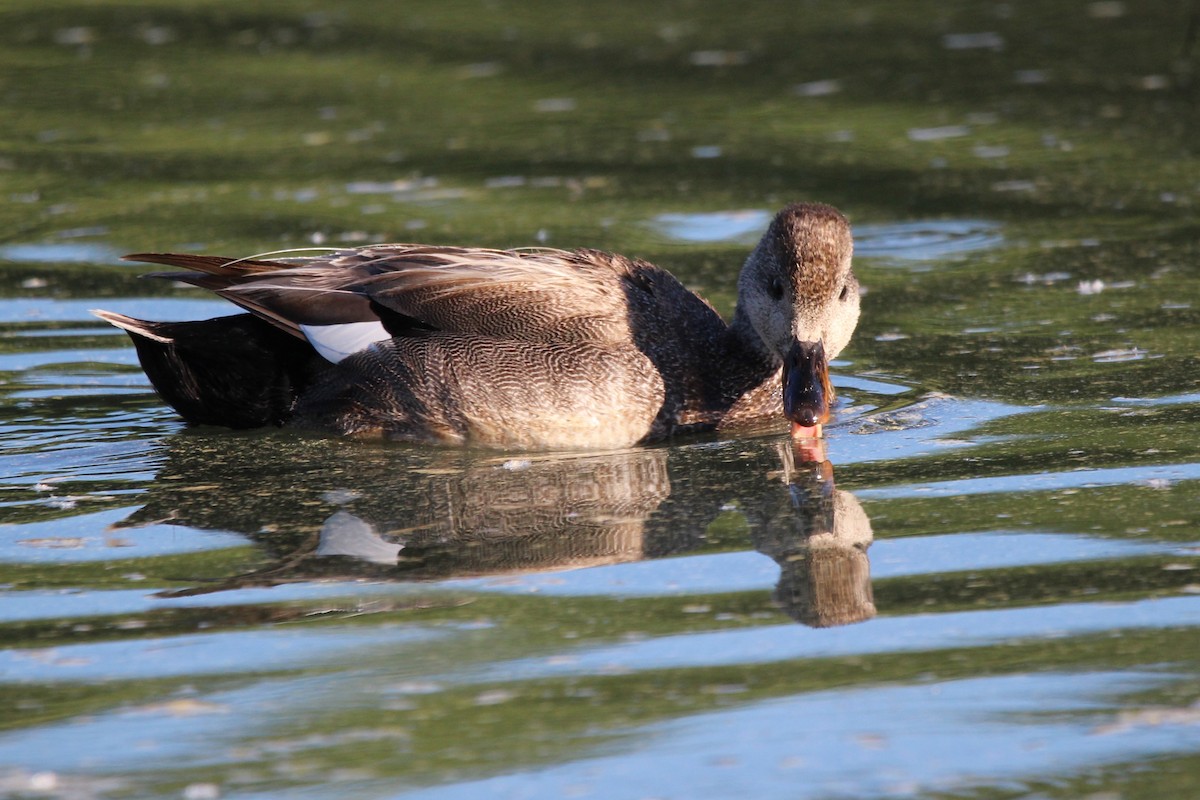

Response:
(2, 1), (1199, 798)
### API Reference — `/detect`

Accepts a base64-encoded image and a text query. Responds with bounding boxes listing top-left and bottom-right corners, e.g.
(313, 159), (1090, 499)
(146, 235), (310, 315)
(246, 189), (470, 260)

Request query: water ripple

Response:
(648, 211), (1003, 262)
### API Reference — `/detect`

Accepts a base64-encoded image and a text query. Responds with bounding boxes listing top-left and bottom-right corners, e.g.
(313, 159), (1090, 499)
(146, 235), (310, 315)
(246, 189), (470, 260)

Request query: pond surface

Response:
(1, 1), (1198, 798)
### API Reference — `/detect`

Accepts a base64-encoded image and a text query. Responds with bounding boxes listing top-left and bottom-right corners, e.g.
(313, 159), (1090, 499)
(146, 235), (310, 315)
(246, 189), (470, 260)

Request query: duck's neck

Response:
(729, 306), (776, 364)
(725, 306), (781, 397)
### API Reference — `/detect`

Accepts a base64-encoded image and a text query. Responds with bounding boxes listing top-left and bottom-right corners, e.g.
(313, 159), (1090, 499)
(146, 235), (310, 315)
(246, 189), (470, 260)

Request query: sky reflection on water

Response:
(406, 672), (1194, 800)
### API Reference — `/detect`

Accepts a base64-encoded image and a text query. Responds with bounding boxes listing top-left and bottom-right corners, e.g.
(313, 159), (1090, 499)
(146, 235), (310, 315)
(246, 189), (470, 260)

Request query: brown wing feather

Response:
(218, 278), (378, 336)
(123, 252), (289, 275)
(124, 246), (650, 346)
(346, 247), (637, 344)
(127, 252), (378, 338)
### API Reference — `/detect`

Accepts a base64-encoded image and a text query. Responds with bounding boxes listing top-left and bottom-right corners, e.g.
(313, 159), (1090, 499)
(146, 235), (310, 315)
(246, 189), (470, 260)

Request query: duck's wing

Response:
(124, 251), (385, 338)
(333, 246), (638, 344)
(124, 246), (643, 363)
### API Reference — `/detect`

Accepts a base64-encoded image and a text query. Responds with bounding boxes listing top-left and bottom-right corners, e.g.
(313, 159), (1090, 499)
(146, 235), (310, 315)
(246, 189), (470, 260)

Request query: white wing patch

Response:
(300, 321), (392, 364)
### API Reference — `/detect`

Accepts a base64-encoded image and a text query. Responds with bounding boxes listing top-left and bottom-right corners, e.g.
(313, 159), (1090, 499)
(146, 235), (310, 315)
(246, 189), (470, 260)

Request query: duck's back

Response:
(107, 245), (754, 449)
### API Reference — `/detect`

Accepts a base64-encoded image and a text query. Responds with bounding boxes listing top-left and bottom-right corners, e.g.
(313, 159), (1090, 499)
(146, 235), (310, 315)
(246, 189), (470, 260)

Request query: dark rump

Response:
(105, 312), (329, 428)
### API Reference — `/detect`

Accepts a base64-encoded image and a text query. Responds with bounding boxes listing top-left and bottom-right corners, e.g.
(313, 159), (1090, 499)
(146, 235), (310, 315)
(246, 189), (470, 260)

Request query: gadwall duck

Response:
(94, 203), (860, 450)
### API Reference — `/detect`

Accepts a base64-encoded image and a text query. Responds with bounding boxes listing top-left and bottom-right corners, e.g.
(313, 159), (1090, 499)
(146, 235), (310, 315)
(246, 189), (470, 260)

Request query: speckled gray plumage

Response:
(101, 202), (859, 450)
(286, 246), (773, 448)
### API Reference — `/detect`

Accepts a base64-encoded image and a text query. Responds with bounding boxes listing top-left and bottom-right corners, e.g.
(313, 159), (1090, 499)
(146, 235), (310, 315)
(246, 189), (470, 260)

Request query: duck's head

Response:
(737, 203), (860, 437)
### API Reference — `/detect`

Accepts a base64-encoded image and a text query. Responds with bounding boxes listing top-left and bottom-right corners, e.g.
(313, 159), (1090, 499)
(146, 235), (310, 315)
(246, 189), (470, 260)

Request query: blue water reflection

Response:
(649, 211), (1003, 263)
(405, 672), (1194, 800)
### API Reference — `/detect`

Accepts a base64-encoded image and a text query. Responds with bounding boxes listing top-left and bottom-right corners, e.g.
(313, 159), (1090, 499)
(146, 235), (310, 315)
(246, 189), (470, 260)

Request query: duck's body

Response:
(96, 203), (860, 450)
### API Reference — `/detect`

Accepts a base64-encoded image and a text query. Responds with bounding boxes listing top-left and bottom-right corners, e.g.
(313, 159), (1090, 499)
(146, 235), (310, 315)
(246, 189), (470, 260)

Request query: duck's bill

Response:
(782, 340), (833, 438)
(791, 421), (822, 439)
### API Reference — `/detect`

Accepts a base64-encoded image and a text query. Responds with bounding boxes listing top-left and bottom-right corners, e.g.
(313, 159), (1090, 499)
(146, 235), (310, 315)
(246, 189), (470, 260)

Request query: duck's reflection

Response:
(750, 444), (876, 627)
(125, 433), (874, 627)
(331, 450), (673, 577)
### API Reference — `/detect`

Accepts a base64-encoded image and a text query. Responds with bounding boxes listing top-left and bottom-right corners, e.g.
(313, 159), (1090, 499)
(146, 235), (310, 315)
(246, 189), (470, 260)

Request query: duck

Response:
(93, 202), (860, 450)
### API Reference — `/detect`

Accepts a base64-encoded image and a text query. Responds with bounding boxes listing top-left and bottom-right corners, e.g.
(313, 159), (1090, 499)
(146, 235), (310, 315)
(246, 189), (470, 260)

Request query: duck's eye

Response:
(768, 276), (785, 301)
(839, 284), (850, 301)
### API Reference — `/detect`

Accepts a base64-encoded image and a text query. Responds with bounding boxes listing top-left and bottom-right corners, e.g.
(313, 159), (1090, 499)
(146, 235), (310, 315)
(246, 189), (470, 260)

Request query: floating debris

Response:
(132, 699), (230, 718)
(1046, 341), (1082, 355)
(908, 125), (970, 142)
(137, 25), (176, 46)
(1092, 348), (1148, 363)
(53, 27), (95, 46)
(689, 50), (748, 67)
(484, 175), (526, 189)
(794, 79), (842, 97)
(1078, 279), (1135, 295)
(636, 128), (672, 142)
(474, 689), (517, 706)
(1088, 1), (1126, 19)
(1018, 271), (1072, 284)
(18, 537), (87, 549)
(461, 61), (503, 78)
(967, 111), (1000, 125)
(387, 681), (444, 695)
(942, 32), (1005, 51)
(345, 177), (437, 195)
(973, 145), (1010, 159)
(1092, 702), (1200, 736)
(992, 179), (1038, 193)
(533, 98), (576, 113)
(1015, 69), (1049, 85)
(183, 783), (221, 800)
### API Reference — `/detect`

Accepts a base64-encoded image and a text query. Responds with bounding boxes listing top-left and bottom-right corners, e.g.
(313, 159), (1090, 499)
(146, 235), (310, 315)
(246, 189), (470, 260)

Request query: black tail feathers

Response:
(94, 310), (328, 429)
